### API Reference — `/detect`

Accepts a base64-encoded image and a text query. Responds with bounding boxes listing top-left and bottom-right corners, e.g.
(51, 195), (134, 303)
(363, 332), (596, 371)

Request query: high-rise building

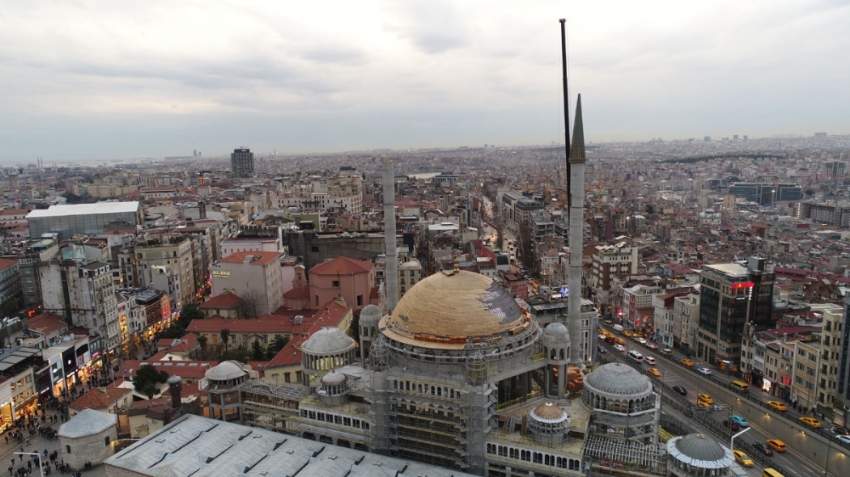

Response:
(835, 293), (850, 426)
(697, 257), (774, 368)
(230, 148), (254, 178)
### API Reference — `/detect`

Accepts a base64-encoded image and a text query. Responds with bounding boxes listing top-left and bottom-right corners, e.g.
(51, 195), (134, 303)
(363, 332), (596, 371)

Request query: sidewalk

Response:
(1, 420), (107, 476)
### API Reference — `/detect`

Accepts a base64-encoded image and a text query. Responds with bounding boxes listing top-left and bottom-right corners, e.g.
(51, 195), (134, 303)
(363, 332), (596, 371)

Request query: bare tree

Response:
(238, 290), (263, 318)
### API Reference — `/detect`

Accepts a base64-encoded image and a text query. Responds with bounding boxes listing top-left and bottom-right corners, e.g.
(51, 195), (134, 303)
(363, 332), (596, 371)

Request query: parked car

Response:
(731, 415), (749, 427)
(799, 417), (822, 429)
(672, 386), (688, 396)
(722, 420), (741, 432)
(752, 442), (774, 456)
(733, 450), (753, 467)
(660, 348), (673, 356)
(647, 343), (659, 350)
(767, 401), (787, 412)
(644, 356), (656, 365)
(647, 368), (661, 377)
(614, 344), (626, 352)
(836, 435), (850, 445)
(680, 358), (694, 367)
(696, 367), (712, 375)
(697, 393), (713, 404)
(831, 426), (850, 436)
(766, 439), (786, 452)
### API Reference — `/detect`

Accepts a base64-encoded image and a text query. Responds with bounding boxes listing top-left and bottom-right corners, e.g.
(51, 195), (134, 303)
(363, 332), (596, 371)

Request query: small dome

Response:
(58, 409), (117, 438)
(360, 305), (382, 326)
(167, 375), (182, 385)
(303, 327), (356, 356)
(321, 370), (347, 386)
(668, 434), (733, 469)
(530, 402), (569, 424)
(205, 361), (246, 381)
(544, 322), (569, 338)
(585, 362), (650, 397)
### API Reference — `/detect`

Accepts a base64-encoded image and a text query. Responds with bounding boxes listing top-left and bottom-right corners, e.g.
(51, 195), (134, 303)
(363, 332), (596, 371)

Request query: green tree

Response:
(133, 364), (169, 399)
(251, 339), (265, 361)
(266, 335), (289, 359)
(219, 348), (251, 363)
(220, 328), (231, 351)
(197, 335), (208, 360)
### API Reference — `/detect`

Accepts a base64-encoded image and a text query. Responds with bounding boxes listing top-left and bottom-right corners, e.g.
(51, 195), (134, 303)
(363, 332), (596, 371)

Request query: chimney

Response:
(567, 94), (586, 368)
(382, 157), (399, 310)
(167, 375), (182, 410)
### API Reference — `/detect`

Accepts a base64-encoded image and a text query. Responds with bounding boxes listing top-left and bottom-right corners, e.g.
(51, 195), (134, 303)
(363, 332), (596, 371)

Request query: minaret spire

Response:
(567, 93), (587, 368)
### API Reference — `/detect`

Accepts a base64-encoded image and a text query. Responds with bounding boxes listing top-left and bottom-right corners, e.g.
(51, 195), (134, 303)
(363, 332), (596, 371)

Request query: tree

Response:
(133, 364), (169, 399)
(180, 303), (205, 324)
(197, 335), (208, 360)
(238, 291), (262, 318)
(219, 348), (251, 363)
(220, 328), (231, 351)
(266, 335), (289, 359)
(251, 339), (265, 361)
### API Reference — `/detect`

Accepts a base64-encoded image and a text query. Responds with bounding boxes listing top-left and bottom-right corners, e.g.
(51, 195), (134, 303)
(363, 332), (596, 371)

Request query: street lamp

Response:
(14, 452), (44, 477)
(730, 427), (751, 452)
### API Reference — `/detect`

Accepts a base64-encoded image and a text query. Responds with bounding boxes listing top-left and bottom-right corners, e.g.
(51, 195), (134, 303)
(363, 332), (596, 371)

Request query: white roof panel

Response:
(27, 202), (140, 219)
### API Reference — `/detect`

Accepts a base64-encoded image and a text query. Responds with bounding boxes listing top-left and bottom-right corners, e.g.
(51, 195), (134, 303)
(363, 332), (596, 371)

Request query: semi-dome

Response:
(530, 402), (569, 424)
(667, 434), (734, 469)
(585, 362), (651, 397)
(381, 270), (530, 349)
(303, 327), (356, 355)
(544, 322), (569, 339)
(205, 360), (246, 381)
(360, 304), (382, 326)
(321, 370), (347, 386)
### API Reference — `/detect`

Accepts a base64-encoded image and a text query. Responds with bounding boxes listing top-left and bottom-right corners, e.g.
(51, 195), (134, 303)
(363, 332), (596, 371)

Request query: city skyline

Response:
(1, 0), (848, 162)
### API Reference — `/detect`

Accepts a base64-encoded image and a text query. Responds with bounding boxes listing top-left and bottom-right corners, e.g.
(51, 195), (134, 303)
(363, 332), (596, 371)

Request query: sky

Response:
(1, 0), (848, 162)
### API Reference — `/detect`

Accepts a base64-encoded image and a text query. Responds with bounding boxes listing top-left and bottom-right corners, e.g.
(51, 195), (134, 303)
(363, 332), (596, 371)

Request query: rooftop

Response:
(219, 251), (281, 266)
(27, 201), (140, 218)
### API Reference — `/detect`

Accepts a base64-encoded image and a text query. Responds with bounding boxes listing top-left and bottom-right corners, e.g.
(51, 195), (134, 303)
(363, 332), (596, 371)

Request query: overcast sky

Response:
(1, 0), (847, 162)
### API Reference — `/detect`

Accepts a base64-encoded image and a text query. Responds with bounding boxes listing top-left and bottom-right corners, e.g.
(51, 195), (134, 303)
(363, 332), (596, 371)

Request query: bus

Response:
(763, 468), (784, 477)
(729, 380), (749, 393)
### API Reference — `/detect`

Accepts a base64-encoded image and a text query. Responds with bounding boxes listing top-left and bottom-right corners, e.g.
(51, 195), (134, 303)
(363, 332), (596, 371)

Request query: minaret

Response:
(567, 95), (586, 367)
(382, 157), (399, 310)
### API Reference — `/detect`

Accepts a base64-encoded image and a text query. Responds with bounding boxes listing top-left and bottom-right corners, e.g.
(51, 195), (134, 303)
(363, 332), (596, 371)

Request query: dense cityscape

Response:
(0, 125), (846, 477)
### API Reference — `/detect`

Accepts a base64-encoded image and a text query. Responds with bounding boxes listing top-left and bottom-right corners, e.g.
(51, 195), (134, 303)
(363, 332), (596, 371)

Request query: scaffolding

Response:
(583, 435), (667, 476)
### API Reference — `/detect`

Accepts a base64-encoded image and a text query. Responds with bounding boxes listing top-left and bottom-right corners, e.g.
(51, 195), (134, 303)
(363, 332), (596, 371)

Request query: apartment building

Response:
(622, 283), (663, 333)
(210, 251), (283, 317)
(673, 292), (700, 355)
(136, 236), (195, 308)
(835, 293), (850, 426)
(589, 242), (638, 311)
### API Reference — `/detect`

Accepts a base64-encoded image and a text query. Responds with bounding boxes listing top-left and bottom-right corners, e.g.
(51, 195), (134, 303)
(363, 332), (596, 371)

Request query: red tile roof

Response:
(69, 387), (133, 412)
(0, 258), (17, 271)
(27, 313), (67, 334)
(120, 360), (218, 380)
(220, 251), (281, 266)
(283, 286), (309, 299)
(309, 256), (373, 276)
(187, 298), (351, 336)
(199, 292), (243, 309)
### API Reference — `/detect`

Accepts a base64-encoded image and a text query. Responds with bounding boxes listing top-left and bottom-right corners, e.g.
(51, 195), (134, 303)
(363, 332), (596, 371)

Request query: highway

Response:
(598, 327), (849, 477)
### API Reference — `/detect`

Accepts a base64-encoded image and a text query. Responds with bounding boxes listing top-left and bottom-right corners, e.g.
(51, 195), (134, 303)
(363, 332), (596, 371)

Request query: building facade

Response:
(230, 148), (254, 178)
(26, 202), (142, 240)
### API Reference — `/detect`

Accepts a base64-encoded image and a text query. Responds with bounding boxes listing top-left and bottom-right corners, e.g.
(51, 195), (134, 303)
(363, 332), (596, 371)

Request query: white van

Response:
(628, 350), (644, 363)
(644, 356), (656, 365)
(613, 324), (624, 332)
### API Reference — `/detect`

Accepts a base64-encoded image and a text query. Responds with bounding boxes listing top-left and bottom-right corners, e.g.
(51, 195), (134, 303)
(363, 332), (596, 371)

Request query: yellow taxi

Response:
(647, 368), (661, 377)
(733, 450), (753, 467)
(766, 439), (786, 452)
(614, 337), (626, 345)
(623, 330), (633, 337)
(680, 358), (694, 367)
(767, 401), (787, 412)
(799, 417), (822, 428)
(697, 393), (713, 404)
(697, 401), (711, 409)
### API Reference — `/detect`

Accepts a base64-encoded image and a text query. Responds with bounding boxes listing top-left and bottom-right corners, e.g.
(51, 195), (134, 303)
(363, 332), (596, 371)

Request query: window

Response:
(357, 295), (363, 306)
(66, 445), (71, 454)
(105, 436), (111, 446)
(332, 280), (340, 287)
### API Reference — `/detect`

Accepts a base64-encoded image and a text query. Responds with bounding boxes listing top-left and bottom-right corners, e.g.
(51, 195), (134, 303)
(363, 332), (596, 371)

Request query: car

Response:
(647, 343), (659, 350)
(696, 401), (711, 410)
(614, 337), (626, 345)
(767, 401), (787, 412)
(614, 344), (626, 352)
(752, 442), (774, 456)
(644, 357), (656, 365)
(766, 439), (786, 452)
(635, 337), (647, 345)
(722, 420), (741, 431)
(647, 368), (661, 377)
(633, 332), (646, 338)
(697, 393), (713, 404)
(680, 358), (694, 367)
(832, 426), (850, 436)
(605, 336), (616, 344)
(836, 435), (850, 445)
(696, 367), (712, 375)
(730, 415), (749, 427)
(597, 345), (607, 354)
(799, 417), (822, 428)
(672, 385), (688, 396)
(623, 330), (633, 337)
(603, 319), (614, 326)
(598, 334), (606, 341)
(660, 348), (673, 356)
(733, 450), (753, 467)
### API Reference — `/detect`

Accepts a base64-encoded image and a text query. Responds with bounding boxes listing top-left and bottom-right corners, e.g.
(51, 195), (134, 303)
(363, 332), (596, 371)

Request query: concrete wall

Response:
(61, 426), (118, 471)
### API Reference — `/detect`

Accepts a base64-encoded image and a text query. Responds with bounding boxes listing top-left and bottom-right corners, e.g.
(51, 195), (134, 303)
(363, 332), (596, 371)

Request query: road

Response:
(598, 327), (846, 477)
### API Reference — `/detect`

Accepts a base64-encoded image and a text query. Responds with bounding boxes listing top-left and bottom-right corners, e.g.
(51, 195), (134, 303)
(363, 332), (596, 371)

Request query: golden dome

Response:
(532, 402), (567, 421)
(380, 270), (529, 349)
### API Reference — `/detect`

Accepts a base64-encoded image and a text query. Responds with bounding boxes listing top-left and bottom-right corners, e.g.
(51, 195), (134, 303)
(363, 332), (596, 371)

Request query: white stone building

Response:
(58, 408), (118, 471)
